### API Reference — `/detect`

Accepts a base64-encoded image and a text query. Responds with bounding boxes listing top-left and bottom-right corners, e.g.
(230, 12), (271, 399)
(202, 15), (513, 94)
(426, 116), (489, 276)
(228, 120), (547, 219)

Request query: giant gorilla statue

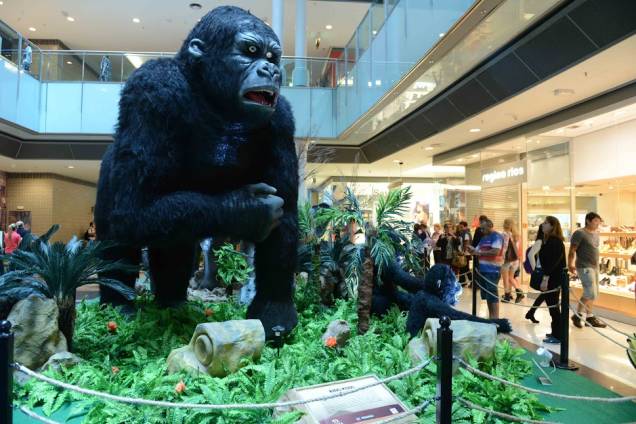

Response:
(94, 6), (298, 338)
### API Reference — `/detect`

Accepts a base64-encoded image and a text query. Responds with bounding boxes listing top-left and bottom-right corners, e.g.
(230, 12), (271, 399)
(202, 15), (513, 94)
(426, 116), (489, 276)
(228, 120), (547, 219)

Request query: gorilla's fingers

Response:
(495, 319), (513, 333)
(249, 183), (277, 196)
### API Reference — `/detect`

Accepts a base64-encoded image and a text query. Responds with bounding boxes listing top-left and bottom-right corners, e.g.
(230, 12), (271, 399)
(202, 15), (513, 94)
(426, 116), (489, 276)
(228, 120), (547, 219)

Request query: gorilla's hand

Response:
(494, 318), (512, 333)
(232, 183), (284, 242)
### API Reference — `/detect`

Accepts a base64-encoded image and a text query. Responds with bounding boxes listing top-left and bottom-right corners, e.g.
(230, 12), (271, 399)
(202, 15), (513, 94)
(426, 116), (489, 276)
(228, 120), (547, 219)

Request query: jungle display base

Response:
(12, 297), (633, 423)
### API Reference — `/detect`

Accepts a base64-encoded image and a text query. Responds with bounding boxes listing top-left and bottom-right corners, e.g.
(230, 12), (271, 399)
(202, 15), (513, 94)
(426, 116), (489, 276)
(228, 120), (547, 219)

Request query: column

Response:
(293, 0), (308, 86)
(272, 0), (284, 42)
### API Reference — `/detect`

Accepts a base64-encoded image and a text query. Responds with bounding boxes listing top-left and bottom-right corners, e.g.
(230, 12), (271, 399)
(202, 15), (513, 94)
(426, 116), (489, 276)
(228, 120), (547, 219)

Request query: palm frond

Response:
(375, 186), (412, 229)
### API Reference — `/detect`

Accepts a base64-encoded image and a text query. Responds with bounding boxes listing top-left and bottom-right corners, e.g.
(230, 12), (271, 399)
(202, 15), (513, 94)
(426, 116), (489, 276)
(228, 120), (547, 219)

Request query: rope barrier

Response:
(474, 269), (561, 295)
(568, 305), (636, 353)
(13, 357), (435, 411)
(374, 398), (435, 423)
(457, 398), (561, 424)
(472, 274), (561, 309)
(571, 298), (633, 338)
(16, 405), (60, 424)
(457, 358), (636, 402)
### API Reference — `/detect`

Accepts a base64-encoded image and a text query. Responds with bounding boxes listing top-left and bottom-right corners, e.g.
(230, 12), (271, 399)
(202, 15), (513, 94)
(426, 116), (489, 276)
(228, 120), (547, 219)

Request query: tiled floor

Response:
(456, 288), (636, 391)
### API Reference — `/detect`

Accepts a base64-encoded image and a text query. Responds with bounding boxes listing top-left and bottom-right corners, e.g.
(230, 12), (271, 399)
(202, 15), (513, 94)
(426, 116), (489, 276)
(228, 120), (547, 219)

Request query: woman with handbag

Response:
(501, 218), (524, 303)
(524, 226), (544, 324)
(531, 216), (566, 344)
(436, 223), (461, 267)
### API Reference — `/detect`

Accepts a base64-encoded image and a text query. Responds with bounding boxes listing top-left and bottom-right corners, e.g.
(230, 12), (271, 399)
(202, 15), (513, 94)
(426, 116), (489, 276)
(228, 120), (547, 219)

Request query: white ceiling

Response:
(0, 156), (101, 183)
(0, 0), (369, 56)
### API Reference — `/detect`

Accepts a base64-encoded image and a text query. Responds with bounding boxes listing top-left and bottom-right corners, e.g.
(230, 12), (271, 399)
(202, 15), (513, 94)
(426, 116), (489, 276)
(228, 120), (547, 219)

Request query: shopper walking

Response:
(467, 218), (504, 319)
(569, 212), (607, 329)
(501, 218), (524, 303)
(4, 223), (22, 255)
(84, 221), (97, 242)
(536, 216), (567, 344)
(436, 223), (461, 267)
(15, 221), (27, 238)
(524, 225), (545, 324)
(431, 223), (442, 264)
(458, 221), (472, 286)
(22, 41), (32, 72)
(471, 215), (488, 271)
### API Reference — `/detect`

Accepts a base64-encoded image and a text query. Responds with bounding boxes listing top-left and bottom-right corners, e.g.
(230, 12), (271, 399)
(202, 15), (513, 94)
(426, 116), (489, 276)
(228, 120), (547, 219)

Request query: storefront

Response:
(452, 101), (636, 322)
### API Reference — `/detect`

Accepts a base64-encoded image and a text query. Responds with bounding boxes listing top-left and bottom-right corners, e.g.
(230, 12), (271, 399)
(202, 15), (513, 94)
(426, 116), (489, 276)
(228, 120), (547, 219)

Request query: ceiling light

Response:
(132, 18), (141, 23)
(424, 146), (434, 151)
(189, 2), (202, 9)
(325, 24), (333, 30)
(28, 27), (37, 32)
(498, 158), (505, 163)
(67, 165), (75, 169)
(542, 185), (550, 191)
(0, 2), (4, 5)
(523, 13), (535, 20)
(471, 154), (479, 158)
(66, 16), (75, 22)
(66, 61), (72, 65)
(457, 158), (464, 163)
(608, 185), (614, 190)
(469, 128), (481, 133)
(372, 30), (377, 35)
(553, 88), (575, 96)
(439, 33), (445, 37)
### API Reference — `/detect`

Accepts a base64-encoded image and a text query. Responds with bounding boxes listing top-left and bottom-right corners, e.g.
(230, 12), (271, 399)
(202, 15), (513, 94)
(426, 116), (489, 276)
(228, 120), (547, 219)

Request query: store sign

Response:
(481, 161), (527, 188)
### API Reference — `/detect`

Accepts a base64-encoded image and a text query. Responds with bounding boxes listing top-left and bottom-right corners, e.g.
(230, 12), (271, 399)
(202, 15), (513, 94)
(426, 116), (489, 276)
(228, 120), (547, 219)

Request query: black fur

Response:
(406, 291), (512, 337)
(371, 260), (426, 315)
(95, 6), (298, 338)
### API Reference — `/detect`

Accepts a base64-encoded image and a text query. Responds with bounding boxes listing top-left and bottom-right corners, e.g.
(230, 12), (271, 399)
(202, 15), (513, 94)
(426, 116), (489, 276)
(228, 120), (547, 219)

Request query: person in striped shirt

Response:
(467, 218), (504, 319)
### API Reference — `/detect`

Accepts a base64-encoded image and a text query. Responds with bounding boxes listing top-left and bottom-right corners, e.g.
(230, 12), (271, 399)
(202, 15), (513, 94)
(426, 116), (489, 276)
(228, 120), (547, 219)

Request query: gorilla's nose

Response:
(257, 62), (279, 80)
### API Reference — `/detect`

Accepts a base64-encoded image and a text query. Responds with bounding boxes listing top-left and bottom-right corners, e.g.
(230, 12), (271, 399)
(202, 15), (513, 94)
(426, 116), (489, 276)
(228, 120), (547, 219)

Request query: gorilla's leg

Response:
(371, 294), (393, 316)
(148, 242), (197, 307)
(99, 244), (140, 311)
(247, 212), (298, 339)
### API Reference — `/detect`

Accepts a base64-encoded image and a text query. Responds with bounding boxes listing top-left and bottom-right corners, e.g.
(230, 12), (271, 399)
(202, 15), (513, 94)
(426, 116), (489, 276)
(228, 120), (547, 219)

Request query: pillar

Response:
(293, 0), (308, 86)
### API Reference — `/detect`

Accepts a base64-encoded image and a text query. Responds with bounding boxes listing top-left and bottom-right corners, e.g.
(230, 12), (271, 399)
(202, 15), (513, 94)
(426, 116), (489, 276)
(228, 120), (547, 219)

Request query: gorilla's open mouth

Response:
(243, 89), (278, 108)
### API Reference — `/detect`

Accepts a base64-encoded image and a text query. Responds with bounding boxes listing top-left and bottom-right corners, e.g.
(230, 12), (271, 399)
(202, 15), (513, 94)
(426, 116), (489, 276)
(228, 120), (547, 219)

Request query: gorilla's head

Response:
(177, 6), (282, 127)
(423, 264), (462, 306)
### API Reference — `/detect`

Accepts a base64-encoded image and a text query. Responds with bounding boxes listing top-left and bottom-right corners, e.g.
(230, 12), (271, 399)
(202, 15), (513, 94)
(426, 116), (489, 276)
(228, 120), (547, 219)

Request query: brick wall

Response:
(6, 174), (96, 242)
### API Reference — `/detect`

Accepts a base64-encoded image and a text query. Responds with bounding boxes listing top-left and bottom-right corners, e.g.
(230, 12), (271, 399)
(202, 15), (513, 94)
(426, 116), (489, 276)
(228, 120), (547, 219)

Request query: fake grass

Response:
(15, 298), (551, 423)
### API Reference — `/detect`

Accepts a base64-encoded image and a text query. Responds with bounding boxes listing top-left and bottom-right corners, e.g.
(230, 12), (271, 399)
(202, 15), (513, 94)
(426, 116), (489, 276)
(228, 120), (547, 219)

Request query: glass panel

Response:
(357, 14), (371, 59)
(370, 1), (385, 39)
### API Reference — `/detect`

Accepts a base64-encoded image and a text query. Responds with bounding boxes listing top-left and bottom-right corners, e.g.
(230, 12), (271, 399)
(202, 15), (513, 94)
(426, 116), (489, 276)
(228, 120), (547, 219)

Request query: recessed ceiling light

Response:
(67, 165), (75, 169)
(132, 18), (141, 23)
(66, 16), (75, 22)
(189, 2), (202, 10)
(325, 24), (333, 30)
(471, 154), (479, 158)
(372, 30), (377, 35)
(28, 27), (37, 32)
(424, 146), (434, 151)
(66, 61), (72, 65)
(469, 128), (481, 133)
(0, 1), (5, 5)
(608, 185), (614, 190)
(553, 88), (575, 96)
(457, 158), (464, 163)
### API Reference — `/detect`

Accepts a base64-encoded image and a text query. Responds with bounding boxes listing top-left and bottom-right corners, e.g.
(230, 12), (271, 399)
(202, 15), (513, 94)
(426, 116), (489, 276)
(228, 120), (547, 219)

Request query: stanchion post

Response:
(557, 269), (578, 371)
(436, 316), (453, 424)
(0, 320), (13, 424)
(471, 259), (477, 317)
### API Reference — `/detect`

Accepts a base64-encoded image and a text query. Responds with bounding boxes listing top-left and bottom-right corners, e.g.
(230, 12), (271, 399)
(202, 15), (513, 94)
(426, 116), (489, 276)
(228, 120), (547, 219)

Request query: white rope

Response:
(473, 274), (560, 309)
(17, 405), (60, 424)
(474, 269), (561, 295)
(374, 398), (435, 423)
(13, 357), (434, 411)
(457, 398), (561, 424)
(457, 358), (636, 402)
(568, 305), (636, 353)
(572, 298), (633, 338)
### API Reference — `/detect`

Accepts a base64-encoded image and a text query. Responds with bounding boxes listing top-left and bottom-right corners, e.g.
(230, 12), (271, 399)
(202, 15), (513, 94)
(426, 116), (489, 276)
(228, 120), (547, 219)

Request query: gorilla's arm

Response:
(247, 97), (299, 336)
(406, 292), (512, 337)
(381, 260), (426, 293)
(99, 60), (278, 245)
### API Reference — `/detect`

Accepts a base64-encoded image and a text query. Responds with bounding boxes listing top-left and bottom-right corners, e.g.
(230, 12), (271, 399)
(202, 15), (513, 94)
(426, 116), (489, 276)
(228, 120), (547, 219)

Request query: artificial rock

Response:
(8, 295), (68, 370)
(321, 320), (351, 348)
(167, 319), (265, 377)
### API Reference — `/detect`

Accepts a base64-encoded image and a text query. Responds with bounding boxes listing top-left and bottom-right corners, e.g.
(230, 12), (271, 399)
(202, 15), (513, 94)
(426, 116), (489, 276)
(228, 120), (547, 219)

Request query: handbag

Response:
(505, 238), (518, 262)
(452, 252), (467, 268)
(529, 268), (544, 291)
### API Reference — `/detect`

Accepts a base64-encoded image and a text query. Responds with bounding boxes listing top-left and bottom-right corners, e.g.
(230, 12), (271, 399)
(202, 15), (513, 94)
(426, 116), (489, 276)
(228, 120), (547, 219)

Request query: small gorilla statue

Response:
(406, 265), (512, 337)
(94, 6), (298, 338)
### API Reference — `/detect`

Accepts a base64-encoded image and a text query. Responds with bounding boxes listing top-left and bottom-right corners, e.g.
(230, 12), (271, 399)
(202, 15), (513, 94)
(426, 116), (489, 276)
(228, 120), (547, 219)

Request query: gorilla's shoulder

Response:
(120, 58), (190, 119)
(271, 95), (295, 138)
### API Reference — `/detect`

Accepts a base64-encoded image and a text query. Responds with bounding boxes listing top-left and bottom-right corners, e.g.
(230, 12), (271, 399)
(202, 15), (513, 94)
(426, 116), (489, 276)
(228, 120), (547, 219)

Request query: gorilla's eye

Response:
(266, 51), (273, 59)
(248, 45), (258, 54)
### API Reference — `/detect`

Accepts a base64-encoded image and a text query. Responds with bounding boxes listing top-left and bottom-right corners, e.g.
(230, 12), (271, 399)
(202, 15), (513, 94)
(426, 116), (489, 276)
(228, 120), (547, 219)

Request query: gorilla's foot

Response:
(246, 298), (298, 340)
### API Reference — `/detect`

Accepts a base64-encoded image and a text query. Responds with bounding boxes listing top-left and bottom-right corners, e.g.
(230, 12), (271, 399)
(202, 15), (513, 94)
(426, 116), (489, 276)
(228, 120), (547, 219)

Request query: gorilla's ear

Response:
(188, 38), (206, 59)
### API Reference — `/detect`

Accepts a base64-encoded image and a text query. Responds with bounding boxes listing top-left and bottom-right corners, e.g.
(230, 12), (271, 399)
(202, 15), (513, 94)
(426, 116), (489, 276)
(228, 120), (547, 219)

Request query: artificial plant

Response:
(213, 242), (253, 294)
(0, 225), (136, 350)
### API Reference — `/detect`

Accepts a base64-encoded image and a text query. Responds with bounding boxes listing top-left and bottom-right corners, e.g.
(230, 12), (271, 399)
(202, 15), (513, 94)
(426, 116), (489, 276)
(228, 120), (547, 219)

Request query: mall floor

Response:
(455, 289), (636, 394)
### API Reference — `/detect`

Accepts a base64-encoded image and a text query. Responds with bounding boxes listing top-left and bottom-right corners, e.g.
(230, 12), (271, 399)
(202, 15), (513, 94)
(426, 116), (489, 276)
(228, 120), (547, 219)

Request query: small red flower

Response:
(107, 321), (118, 332)
(111, 366), (120, 374)
(204, 308), (214, 317)
(175, 380), (186, 394)
(325, 336), (337, 348)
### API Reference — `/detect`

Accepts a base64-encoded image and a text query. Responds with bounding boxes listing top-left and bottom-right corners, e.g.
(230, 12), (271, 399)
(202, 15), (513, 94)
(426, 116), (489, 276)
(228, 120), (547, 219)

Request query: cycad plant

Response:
(0, 226), (136, 351)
